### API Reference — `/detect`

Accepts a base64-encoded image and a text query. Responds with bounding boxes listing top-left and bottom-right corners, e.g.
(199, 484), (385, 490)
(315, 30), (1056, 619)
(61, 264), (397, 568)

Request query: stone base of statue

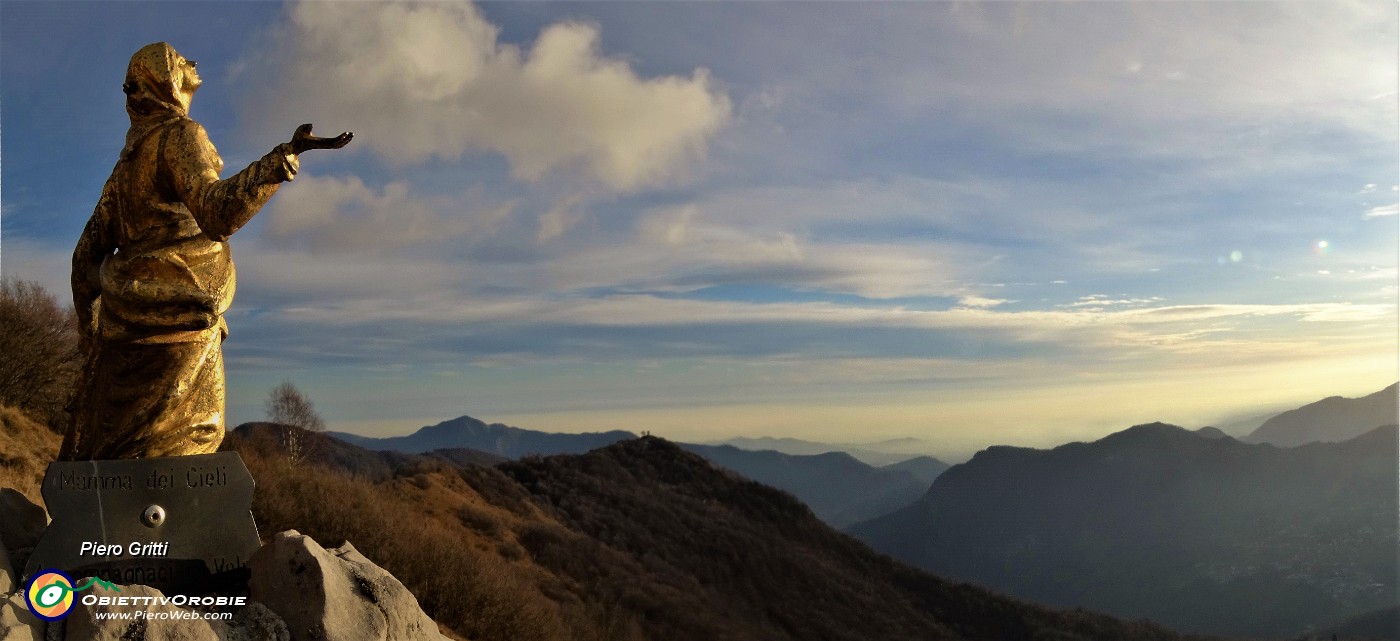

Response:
(22, 452), (259, 595)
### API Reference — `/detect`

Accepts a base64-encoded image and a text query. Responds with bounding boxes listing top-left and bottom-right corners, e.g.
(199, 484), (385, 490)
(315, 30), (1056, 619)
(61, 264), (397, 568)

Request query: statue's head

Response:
(123, 42), (201, 119)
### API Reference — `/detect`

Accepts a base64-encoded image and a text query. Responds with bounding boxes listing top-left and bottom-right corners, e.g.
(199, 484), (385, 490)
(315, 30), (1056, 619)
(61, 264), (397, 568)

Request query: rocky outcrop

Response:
(0, 489), (47, 575)
(61, 583), (287, 641)
(59, 584), (289, 641)
(248, 531), (446, 641)
(1, 548), (42, 641)
(60, 531), (447, 641)
(0, 490), (44, 641)
(0, 507), (442, 641)
(0, 590), (41, 641)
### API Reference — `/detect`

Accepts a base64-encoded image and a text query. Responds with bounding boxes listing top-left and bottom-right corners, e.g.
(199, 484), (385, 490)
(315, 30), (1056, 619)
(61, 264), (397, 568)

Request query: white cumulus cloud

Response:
(239, 0), (731, 192)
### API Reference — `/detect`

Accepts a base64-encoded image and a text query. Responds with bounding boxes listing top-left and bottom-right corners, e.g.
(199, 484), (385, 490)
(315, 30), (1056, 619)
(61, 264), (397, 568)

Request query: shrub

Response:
(0, 279), (80, 431)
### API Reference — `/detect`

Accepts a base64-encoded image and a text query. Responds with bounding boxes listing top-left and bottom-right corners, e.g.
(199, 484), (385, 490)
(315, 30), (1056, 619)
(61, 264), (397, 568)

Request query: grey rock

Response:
(63, 584), (221, 641)
(0, 536), (44, 641)
(248, 530), (445, 641)
(223, 602), (288, 641)
(1, 537), (14, 595)
(7, 526), (432, 641)
(61, 584), (291, 641)
(0, 490), (47, 575)
(1, 591), (45, 641)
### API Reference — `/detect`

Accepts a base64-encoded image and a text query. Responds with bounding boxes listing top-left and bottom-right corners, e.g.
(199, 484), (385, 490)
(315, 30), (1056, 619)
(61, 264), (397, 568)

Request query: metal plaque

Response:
(23, 452), (259, 594)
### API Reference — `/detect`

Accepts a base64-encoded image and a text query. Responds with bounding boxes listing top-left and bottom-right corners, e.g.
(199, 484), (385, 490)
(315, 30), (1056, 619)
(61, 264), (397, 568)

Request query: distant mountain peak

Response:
(329, 415), (637, 457)
(1120, 421), (1184, 433)
(609, 433), (675, 454)
(850, 412), (1398, 639)
(1098, 422), (1196, 445)
(1244, 382), (1400, 447)
(1194, 426), (1230, 440)
(421, 415), (491, 434)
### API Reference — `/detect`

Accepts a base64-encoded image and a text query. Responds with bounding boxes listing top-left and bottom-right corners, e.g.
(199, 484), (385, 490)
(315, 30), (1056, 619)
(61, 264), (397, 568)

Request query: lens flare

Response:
(1314, 240), (1330, 256)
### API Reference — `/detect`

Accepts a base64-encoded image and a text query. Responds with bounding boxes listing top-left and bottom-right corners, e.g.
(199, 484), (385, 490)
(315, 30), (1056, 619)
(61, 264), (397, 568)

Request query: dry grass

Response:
(232, 428), (1205, 641)
(230, 429), (600, 641)
(0, 404), (60, 505)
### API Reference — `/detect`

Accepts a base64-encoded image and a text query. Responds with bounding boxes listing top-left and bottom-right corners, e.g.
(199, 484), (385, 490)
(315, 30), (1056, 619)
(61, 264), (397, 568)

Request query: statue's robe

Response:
(62, 42), (297, 460)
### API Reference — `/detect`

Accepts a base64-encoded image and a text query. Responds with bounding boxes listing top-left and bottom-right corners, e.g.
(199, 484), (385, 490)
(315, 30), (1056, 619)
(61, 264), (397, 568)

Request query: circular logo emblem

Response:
(24, 570), (77, 621)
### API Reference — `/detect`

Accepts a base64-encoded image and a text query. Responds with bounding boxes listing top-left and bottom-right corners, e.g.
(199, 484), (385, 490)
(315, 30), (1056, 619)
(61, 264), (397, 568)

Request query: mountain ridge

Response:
(329, 415), (637, 458)
(1243, 382), (1398, 446)
(677, 443), (942, 526)
(217, 423), (1213, 641)
(850, 421), (1398, 638)
(331, 416), (948, 527)
(715, 435), (943, 466)
(492, 435), (1209, 641)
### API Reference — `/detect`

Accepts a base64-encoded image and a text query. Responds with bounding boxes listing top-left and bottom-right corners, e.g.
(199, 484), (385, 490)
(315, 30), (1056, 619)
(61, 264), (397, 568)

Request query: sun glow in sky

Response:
(2, 1), (1396, 460)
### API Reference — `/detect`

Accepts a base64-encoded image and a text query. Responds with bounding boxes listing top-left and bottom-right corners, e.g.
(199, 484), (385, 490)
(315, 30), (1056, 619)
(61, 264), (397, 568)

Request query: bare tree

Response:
(264, 380), (324, 463)
(0, 279), (81, 430)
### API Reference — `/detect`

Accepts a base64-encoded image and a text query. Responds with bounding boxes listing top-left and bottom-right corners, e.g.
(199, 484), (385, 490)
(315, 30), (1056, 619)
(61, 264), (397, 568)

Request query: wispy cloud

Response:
(263, 174), (510, 253)
(1363, 203), (1399, 219)
(957, 295), (1009, 309)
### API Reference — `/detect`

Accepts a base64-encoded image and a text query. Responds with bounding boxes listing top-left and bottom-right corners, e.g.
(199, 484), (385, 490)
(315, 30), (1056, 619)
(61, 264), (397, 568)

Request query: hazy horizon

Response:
(323, 380), (1395, 463)
(3, 1), (1395, 460)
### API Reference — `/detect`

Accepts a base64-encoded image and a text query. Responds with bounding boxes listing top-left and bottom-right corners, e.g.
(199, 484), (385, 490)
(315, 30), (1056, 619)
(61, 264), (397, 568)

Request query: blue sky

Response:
(2, 1), (1396, 460)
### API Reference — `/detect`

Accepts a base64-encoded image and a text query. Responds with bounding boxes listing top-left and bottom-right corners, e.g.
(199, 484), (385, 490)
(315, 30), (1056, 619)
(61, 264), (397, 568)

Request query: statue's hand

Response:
(288, 123), (353, 154)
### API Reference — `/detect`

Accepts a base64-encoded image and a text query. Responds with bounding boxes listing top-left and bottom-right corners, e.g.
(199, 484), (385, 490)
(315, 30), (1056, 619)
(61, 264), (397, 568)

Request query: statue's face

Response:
(126, 42), (200, 116)
(176, 54), (201, 103)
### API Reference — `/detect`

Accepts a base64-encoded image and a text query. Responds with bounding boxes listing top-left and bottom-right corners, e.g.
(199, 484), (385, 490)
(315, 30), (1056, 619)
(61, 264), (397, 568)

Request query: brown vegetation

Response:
(0, 404), (61, 504)
(227, 424), (621, 641)
(0, 279), (81, 431)
(226, 426), (1212, 641)
(0, 400), (1217, 641)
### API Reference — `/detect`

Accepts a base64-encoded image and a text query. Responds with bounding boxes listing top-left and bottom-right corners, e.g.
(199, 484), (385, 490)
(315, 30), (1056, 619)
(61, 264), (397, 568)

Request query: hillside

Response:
(882, 455), (952, 486)
(0, 404), (61, 504)
(337, 416), (946, 528)
(221, 424), (1212, 641)
(678, 443), (938, 527)
(850, 423), (1399, 638)
(1244, 383), (1398, 446)
(1312, 606), (1400, 641)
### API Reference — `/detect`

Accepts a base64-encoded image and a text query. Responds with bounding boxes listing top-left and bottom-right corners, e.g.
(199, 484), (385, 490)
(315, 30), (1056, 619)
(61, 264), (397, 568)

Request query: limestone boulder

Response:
(248, 530), (444, 641)
(61, 584), (288, 641)
(2, 521), (432, 641)
(0, 528), (43, 641)
(0, 489), (46, 575)
(222, 602), (290, 641)
(63, 584), (220, 641)
(0, 584), (43, 641)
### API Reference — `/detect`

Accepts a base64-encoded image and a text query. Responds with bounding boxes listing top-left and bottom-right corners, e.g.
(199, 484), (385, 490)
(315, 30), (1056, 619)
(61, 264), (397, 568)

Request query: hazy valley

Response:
(332, 417), (949, 528)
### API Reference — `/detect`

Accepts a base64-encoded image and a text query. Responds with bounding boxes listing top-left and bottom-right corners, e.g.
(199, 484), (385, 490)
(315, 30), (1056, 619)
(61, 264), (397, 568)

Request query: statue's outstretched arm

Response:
(166, 121), (351, 241)
(166, 120), (299, 242)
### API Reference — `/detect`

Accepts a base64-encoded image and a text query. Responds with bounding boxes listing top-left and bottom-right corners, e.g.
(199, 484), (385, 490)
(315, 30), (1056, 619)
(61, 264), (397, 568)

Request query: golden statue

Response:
(60, 42), (351, 460)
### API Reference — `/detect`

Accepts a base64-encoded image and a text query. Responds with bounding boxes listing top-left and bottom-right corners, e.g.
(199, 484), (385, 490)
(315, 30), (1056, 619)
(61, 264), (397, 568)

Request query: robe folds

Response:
(62, 42), (297, 460)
